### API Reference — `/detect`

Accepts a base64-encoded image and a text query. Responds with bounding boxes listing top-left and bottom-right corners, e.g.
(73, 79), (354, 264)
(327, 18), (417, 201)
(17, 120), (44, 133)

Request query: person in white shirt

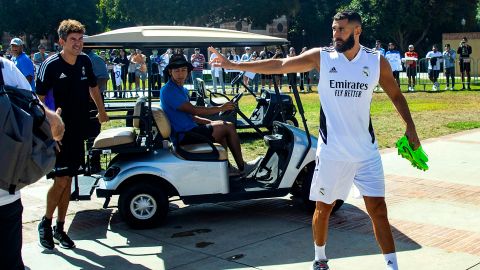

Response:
(209, 10), (421, 270)
(385, 43), (402, 87)
(0, 58), (64, 270)
(209, 48), (225, 93)
(426, 44), (443, 91)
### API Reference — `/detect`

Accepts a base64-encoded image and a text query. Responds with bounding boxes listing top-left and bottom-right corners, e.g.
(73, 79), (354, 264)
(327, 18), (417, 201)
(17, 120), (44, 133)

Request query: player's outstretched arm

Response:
(208, 47), (320, 75)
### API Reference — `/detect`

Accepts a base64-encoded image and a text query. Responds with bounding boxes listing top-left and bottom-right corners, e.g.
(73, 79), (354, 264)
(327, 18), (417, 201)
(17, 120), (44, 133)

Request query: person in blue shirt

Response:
(373, 40), (385, 56)
(160, 54), (260, 175)
(443, 44), (456, 90)
(10, 38), (35, 91)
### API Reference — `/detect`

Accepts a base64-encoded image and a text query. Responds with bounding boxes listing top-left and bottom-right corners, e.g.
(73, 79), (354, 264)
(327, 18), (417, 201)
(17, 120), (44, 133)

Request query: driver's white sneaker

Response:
(242, 157), (262, 176)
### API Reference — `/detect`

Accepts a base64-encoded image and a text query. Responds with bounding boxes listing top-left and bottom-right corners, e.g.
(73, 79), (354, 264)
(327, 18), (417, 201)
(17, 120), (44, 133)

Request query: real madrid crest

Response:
(362, 66), (369, 77)
(82, 66), (86, 76)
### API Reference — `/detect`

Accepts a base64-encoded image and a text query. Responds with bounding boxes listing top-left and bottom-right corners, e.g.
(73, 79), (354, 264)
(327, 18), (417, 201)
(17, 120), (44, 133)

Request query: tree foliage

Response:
(0, 0), (98, 51)
(344, 0), (478, 55)
(1, 0), (478, 55)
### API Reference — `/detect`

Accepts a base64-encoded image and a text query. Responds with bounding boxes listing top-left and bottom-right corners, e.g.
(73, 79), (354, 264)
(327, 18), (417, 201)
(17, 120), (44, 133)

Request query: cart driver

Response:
(160, 54), (260, 175)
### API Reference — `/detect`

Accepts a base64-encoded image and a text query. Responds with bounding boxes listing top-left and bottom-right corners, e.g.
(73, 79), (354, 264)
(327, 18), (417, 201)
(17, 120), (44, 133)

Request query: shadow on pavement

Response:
(62, 197), (421, 270)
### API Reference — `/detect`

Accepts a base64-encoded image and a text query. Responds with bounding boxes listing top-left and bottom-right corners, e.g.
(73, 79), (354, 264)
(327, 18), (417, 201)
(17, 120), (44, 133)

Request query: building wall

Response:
(443, 32), (480, 76)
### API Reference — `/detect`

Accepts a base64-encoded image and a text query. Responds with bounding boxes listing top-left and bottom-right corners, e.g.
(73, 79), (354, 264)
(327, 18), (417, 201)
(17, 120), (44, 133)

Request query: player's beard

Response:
(334, 33), (355, 53)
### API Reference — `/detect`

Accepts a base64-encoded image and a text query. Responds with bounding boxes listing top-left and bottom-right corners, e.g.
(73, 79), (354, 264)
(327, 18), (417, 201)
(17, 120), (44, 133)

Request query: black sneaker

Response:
(313, 260), (329, 270)
(38, 218), (54, 250)
(53, 226), (76, 249)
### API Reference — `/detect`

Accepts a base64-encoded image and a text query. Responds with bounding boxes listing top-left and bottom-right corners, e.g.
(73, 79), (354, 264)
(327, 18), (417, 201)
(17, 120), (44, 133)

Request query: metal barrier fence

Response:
(395, 57), (478, 91)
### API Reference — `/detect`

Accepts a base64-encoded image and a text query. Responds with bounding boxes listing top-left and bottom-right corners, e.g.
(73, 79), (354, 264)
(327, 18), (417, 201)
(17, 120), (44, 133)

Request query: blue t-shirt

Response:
(160, 80), (197, 141)
(12, 52), (35, 91)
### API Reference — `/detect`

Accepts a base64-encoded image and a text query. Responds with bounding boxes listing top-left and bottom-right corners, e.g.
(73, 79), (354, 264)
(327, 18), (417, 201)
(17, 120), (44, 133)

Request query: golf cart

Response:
(79, 26), (342, 228)
(193, 72), (298, 133)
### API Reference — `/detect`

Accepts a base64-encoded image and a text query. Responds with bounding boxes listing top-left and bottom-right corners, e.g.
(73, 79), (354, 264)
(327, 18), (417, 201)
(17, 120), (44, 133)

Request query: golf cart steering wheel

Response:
(219, 92), (243, 116)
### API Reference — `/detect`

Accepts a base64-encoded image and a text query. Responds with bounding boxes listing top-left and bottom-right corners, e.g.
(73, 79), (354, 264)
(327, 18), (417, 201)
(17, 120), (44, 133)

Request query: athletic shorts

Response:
(460, 61), (471, 73)
(135, 70), (147, 81)
(406, 66), (416, 77)
(50, 134), (85, 177)
(444, 67), (454, 77)
(128, 72), (136, 83)
(261, 74), (272, 80)
(428, 69), (439, 80)
(180, 124), (214, 145)
(309, 154), (385, 204)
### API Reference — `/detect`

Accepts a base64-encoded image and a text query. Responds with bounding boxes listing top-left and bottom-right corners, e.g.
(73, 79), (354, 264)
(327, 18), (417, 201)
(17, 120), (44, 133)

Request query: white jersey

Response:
(317, 46), (381, 162)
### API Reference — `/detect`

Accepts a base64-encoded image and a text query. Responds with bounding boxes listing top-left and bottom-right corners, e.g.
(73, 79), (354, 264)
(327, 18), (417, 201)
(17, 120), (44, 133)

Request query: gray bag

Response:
(0, 59), (56, 194)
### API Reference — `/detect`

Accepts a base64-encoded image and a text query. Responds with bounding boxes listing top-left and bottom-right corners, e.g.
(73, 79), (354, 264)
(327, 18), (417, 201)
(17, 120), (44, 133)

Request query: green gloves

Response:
(395, 136), (429, 171)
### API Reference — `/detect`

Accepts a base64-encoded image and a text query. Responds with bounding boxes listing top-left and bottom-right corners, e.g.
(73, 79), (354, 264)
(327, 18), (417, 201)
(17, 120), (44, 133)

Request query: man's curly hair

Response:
(57, 19), (85, 41)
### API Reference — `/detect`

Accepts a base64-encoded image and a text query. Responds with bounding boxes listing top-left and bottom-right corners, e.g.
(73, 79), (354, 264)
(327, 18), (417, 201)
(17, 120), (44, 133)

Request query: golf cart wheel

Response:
(300, 167), (344, 214)
(285, 116), (299, 127)
(119, 182), (168, 229)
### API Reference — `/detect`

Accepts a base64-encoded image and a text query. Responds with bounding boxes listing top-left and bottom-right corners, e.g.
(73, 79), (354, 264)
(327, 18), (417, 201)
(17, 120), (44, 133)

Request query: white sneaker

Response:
(242, 157), (263, 176)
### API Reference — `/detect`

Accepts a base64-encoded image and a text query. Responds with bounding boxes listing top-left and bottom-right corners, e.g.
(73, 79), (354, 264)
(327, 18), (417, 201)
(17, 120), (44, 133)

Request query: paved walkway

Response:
(20, 129), (480, 270)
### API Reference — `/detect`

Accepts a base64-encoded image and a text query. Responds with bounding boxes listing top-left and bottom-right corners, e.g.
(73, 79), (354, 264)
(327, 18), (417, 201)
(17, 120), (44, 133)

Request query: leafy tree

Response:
(0, 0), (98, 52)
(344, 0), (477, 55)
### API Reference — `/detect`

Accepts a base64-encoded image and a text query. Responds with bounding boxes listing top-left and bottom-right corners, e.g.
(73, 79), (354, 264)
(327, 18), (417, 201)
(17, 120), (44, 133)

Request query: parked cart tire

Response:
(119, 182), (169, 229)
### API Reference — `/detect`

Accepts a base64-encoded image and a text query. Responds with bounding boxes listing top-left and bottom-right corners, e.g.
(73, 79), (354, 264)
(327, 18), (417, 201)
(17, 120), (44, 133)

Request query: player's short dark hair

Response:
(333, 10), (362, 25)
(57, 19), (85, 41)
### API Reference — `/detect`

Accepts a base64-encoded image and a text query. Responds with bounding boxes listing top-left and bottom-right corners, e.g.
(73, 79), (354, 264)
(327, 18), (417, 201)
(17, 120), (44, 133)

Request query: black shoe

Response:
(53, 226), (76, 249)
(313, 260), (329, 270)
(38, 218), (54, 250)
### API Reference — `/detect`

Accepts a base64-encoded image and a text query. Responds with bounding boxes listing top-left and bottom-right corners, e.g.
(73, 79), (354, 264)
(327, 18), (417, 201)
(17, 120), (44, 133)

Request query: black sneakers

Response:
(53, 226), (76, 249)
(38, 217), (54, 250)
(313, 260), (329, 270)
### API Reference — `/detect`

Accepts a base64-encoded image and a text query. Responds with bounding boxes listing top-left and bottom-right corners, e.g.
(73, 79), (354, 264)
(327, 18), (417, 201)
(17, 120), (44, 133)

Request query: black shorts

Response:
(406, 66), (417, 77)
(261, 74), (272, 80)
(128, 72), (136, 83)
(179, 124), (214, 145)
(445, 67), (454, 77)
(460, 61), (471, 72)
(51, 133), (85, 177)
(428, 69), (439, 80)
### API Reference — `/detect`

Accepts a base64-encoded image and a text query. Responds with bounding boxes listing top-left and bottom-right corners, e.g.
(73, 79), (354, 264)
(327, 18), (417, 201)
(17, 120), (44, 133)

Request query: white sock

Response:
(314, 243), (327, 261)
(384, 252), (398, 270)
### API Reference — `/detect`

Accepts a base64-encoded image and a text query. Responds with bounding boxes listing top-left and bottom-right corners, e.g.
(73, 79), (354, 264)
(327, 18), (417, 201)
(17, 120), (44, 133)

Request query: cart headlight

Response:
(103, 166), (120, 181)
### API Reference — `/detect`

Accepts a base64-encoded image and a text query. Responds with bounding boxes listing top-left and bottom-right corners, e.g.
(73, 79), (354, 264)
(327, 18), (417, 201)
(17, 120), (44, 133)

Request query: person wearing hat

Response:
(10, 37), (35, 90)
(190, 48), (205, 91)
(33, 44), (49, 68)
(160, 54), (261, 175)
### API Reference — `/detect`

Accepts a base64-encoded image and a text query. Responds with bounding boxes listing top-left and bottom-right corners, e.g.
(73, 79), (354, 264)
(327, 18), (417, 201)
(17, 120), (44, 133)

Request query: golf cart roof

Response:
(84, 25), (288, 49)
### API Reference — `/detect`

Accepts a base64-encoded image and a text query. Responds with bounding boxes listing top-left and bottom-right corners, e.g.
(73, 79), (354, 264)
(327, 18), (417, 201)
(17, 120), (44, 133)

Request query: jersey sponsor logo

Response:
(59, 73), (67, 79)
(329, 67), (337, 73)
(330, 80), (369, 98)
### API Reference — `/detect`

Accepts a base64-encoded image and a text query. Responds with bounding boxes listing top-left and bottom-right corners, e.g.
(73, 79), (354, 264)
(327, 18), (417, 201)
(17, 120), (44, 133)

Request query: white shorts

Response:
(309, 154), (385, 204)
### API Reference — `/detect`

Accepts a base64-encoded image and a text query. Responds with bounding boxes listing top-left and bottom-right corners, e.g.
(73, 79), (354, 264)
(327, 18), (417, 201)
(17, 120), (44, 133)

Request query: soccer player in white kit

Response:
(208, 10), (421, 270)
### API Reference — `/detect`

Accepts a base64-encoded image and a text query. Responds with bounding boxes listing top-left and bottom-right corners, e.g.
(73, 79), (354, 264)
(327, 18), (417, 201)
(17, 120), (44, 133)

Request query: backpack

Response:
(0, 59), (56, 194)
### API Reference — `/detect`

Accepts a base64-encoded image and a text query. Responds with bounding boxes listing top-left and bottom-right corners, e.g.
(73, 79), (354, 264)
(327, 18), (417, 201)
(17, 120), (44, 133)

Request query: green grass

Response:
(446, 121), (480, 130)
(99, 89), (480, 161)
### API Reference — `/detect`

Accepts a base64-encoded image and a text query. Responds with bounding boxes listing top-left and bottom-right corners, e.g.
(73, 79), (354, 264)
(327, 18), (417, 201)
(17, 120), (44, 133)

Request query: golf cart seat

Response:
(92, 97), (147, 149)
(151, 106), (227, 161)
